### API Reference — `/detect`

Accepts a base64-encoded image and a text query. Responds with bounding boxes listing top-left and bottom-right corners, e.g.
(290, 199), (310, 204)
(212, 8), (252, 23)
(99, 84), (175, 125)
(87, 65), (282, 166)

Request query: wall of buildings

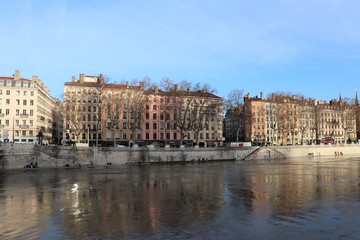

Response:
(63, 74), (224, 147)
(225, 92), (359, 146)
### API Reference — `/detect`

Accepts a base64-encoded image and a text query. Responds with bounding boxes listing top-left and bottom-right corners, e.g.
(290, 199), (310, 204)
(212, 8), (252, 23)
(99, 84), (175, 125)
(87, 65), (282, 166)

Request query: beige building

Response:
(0, 70), (55, 144)
(64, 74), (224, 147)
(227, 92), (357, 145)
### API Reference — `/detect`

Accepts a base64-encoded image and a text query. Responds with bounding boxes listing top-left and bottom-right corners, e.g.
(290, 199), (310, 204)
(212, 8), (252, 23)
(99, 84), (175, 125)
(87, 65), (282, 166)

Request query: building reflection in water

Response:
(1, 159), (360, 239)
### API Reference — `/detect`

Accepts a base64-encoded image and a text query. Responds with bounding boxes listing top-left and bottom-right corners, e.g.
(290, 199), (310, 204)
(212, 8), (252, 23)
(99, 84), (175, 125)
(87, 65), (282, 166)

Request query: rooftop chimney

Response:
(14, 70), (20, 80)
(79, 73), (85, 83)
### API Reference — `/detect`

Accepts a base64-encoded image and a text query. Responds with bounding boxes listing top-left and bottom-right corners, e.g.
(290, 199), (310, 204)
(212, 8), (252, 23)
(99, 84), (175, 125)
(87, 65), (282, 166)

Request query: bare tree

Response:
(225, 89), (244, 109)
(178, 80), (192, 91)
(341, 105), (356, 143)
(174, 95), (194, 142)
(159, 77), (174, 91)
(104, 92), (122, 147)
(64, 93), (85, 143)
(125, 88), (146, 144)
(94, 75), (106, 147)
(224, 89), (245, 142)
(52, 99), (64, 145)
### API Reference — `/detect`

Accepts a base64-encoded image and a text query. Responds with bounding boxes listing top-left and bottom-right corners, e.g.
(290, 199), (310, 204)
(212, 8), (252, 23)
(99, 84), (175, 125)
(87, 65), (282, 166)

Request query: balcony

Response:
(0, 124), (4, 128)
(0, 113), (4, 117)
(20, 114), (29, 118)
(20, 125), (29, 129)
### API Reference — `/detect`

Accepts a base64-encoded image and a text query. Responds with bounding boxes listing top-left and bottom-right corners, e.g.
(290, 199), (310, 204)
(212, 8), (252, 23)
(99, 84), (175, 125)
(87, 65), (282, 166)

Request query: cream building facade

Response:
(0, 70), (55, 144)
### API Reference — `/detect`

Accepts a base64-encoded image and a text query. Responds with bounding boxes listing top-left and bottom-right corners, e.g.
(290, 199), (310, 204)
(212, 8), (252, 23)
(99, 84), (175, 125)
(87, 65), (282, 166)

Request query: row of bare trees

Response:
(62, 76), (222, 146)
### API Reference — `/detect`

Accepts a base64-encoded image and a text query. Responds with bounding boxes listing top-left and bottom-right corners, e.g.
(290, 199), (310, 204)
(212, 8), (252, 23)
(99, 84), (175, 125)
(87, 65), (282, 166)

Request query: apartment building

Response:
(0, 70), (55, 144)
(64, 74), (224, 147)
(243, 92), (266, 144)
(143, 86), (224, 147)
(316, 98), (356, 143)
(226, 92), (357, 145)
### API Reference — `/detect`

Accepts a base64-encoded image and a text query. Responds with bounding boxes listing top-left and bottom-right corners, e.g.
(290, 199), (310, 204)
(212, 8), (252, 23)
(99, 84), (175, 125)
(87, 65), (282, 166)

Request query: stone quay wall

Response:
(1, 143), (360, 170)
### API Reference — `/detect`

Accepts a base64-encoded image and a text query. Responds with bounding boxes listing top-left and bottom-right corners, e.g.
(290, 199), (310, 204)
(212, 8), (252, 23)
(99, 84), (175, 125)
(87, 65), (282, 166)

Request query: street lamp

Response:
(87, 125), (90, 146)
(12, 117), (15, 143)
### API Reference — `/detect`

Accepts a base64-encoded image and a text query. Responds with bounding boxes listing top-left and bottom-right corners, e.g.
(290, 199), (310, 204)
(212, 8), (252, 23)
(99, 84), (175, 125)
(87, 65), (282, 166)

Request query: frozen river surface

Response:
(1, 157), (360, 239)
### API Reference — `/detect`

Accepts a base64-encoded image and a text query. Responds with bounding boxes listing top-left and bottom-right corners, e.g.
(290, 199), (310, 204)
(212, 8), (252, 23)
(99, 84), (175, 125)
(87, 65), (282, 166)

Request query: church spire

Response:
(356, 88), (359, 106)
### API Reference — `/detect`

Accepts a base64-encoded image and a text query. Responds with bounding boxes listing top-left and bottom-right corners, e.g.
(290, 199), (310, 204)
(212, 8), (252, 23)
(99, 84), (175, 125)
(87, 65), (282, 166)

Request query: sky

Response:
(1, 0), (360, 101)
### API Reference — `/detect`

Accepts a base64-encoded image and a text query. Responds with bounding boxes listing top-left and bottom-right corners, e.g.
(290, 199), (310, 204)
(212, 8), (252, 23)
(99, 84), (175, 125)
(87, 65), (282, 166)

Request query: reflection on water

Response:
(1, 158), (360, 239)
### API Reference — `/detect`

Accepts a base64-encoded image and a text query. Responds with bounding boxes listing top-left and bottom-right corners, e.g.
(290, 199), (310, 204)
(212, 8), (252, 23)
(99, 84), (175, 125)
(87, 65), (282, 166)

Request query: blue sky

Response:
(1, 0), (360, 101)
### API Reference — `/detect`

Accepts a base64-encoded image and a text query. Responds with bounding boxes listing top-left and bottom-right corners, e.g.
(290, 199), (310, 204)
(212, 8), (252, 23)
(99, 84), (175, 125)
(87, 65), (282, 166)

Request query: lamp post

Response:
(87, 126), (90, 146)
(12, 117), (15, 143)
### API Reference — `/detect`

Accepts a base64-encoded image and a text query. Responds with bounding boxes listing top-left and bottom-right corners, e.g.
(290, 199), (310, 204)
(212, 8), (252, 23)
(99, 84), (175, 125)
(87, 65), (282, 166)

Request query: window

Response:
(16, 90), (20, 95)
(153, 133), (157, 139)
(16, 99), (20, 105)
(24, 91), (27, 96)
(16, 109), (20, 116)
(123, 122), (127, 129)
(6, 99), (10, 105)
(146, 122), (149, 129)
(153, 122), (157, 130)
(153, 113), (157, 120)
(23, 100), (27, 105)
(30, 110), (34, 116)
(5, 109), (10, 115)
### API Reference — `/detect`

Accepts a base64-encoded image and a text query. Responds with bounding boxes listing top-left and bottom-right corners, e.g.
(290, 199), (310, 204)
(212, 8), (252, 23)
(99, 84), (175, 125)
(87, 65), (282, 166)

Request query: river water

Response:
(1, 157), (360, 240)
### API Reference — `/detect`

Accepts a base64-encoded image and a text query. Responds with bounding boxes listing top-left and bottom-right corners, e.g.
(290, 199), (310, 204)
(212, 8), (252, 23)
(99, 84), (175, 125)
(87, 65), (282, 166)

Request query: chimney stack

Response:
(79, 73), (85, 83)
(14, 70), (20, 80)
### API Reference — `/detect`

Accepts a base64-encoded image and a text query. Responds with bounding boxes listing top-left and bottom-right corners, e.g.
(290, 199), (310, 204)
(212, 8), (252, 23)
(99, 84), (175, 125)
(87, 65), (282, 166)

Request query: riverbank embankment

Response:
(1, 143), (360, 170)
